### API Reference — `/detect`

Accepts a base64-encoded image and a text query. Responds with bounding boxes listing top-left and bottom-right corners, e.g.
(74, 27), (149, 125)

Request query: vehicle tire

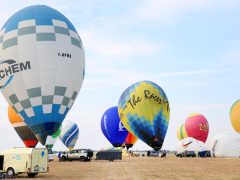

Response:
(27, 173), (38, 178)
(79, 156), (85, 162)
(85, 158), (90, 162)
(87, 151), (93, 158)
(6, 167), (15, 178)
(61, 156), (67, 161)
(205, 152), (210, 158)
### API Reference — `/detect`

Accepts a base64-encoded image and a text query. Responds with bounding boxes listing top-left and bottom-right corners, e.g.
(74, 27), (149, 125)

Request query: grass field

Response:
(17, 156), (240, 180)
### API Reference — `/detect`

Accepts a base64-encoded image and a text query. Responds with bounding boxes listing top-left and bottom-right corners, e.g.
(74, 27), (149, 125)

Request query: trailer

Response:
(0, 147), (48, 178)
(96, 150), (122, 161)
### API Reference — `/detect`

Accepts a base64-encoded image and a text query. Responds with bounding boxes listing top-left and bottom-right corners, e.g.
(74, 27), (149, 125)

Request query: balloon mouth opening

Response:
(153, 147), (161, 151)
(125, 144), (133, 150)
(24, 140), (38, 148)
(113, 143), (123, 147)
(31, 122), (62, 145)
(151, 137), (162, 151)
(36, 130), (60, 145)
(46, 144), (54, 150)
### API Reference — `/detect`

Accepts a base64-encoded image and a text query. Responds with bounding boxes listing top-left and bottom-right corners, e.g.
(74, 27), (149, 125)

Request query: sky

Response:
(0, 0), (240, 151)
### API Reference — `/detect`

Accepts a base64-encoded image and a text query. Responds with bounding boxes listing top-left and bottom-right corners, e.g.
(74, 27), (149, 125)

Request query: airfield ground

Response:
(17, 156), (240, 180)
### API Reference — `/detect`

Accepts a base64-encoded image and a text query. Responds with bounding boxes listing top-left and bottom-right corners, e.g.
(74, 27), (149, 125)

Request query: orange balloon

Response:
(8, 106), (22, 124)
(124, 132), (138, 150)
(8, 106), (38, 148)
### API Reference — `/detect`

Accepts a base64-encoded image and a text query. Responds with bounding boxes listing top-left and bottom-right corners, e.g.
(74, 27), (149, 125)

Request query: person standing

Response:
(58, 151), (62, 162)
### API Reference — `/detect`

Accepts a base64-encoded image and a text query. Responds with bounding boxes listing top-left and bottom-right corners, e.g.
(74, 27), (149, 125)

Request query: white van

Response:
(0, 147), (48, 178)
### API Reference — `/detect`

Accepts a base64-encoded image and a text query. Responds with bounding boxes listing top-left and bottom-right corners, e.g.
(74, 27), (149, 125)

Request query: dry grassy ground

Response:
(17, 156), (240, 180)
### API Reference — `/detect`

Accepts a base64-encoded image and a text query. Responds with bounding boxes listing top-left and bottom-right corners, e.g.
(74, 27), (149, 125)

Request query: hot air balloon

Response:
(101, 106), (128, 147)
(230, 99), (240, 133)
(185, 113), (209, 143)
(118, 81), (170, 151)
(45, 126), (61, 150)
(60, 121), (79, 150)
(176, 137), (207, 155)
(8, 106), (38, 148)
(211, 131), (240, 158)
(124, 132), (138, 150)
(0, 5), (85, 145)
(177, 123), (188, 141)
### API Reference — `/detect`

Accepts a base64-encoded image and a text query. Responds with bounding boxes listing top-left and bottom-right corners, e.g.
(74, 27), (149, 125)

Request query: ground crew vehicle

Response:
(96, 150), (122, 161)
(175, 151), (196, 158)
(61, 149), (93, 162)
(198, 150), (211, 158)
(147, 150), (160, 157)
(0, 147), (48, 178)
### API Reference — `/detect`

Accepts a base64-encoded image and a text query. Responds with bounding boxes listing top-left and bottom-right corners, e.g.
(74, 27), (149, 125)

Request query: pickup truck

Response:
(61, 149), (93, 162)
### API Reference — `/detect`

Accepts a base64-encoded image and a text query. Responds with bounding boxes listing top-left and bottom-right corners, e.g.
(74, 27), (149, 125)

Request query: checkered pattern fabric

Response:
(0, 19), (82, 50)
(0, 6), (84, 145)
(8, 86), (78, 119)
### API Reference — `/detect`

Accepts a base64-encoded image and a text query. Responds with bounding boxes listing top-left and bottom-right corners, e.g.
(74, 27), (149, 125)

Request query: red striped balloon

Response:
(124, 132), (138, 150)
(8, 106), (38, 148)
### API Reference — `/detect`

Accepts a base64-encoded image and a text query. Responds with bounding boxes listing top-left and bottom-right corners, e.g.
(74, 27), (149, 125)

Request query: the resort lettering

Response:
(126, 90), (170, 111)
(127, 95), (142, 109)
(144, 90), (169, 111)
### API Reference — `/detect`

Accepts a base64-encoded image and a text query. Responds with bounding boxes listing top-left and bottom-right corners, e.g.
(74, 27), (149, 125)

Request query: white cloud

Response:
(133, 0), (239, 23)
(81, 29), (163, 57)
(83, 66), (227, 91)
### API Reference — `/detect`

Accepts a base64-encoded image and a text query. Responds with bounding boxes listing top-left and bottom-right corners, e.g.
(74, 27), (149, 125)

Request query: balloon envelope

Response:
(185, 113), (209, 143)
(60, 121), (79, 150)
(124, 132), (138, 150)
(177, 123), (188, 141)
(101, 106), (128, 147)
(211, 131), (240, 158)
(45, 126), (61, 150)
(8, 106), (38, 148)
(176, 137), (207, 154)
(230, 99), (240, 133)
(118, 80), (170, 151)
(0, 5), (85, 145)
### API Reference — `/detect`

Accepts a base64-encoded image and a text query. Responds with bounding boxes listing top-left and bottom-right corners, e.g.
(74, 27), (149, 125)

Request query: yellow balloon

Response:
(230, 99), (240, 133)
(118, 81), (170, 151)
(176, 124), (188, 140)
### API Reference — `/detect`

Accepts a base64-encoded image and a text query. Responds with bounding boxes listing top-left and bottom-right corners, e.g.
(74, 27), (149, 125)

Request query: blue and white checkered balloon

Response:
(0, 5), (85, 145)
